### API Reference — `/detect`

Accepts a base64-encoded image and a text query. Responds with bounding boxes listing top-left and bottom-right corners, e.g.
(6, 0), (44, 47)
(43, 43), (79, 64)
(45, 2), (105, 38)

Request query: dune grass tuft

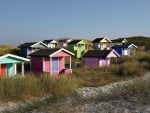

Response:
(0, 74), (79, 101)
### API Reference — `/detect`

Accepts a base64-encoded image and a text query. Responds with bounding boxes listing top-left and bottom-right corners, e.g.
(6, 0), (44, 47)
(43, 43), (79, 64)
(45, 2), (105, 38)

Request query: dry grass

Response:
(110, 77), (150, 102)
(0, 74), (79, 101)
(73, 66), (124, 87)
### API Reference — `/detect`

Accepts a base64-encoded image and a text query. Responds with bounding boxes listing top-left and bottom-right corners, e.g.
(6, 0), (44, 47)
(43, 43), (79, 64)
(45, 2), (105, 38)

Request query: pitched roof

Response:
(42, 40), (57, 45)
(83, 50), (112, 58)
(92, 37), (111, 43)
(0, 54), (30, 62)
(42, 40), (53, 44)
(92, 38), (104, 43)
(18, 41), (48, 48)
(18, 42), (36, 48)
(111, 44), (129, 48)
(68, 40), (81, 44)
(58, 39), (68, 42)
(29, 48), (60, 57)
(111, 38), (128, 43)
(111, 44), (137, 48)
(29, 48), (74, 57)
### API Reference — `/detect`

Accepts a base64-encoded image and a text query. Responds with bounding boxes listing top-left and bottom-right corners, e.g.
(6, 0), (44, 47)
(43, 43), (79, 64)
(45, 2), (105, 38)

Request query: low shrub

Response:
(117, 61), (144, 77)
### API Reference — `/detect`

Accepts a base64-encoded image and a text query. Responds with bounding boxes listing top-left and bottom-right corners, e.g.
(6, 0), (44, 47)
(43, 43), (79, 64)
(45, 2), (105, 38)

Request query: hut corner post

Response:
(21, 62), (24, 76)
(69, 56), (71, 69)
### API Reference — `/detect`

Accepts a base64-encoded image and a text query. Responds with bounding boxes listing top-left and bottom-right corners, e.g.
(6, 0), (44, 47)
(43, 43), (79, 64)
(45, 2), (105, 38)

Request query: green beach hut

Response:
(67, 39), (88, 59)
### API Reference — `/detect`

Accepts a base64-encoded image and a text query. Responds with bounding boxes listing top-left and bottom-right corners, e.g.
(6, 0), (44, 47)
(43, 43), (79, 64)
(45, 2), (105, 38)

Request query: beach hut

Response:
(0, 54), (30, 78)
(92, 37), (111, 50)
(111, 44), (137, 56)
(58, 39), (72, 47)
(18, 41), (48, 58)
(42, 39), (58, 48)
(83, 49), (120, 67)
(67, 39), (88, 59)
(29, 48), (74, 76)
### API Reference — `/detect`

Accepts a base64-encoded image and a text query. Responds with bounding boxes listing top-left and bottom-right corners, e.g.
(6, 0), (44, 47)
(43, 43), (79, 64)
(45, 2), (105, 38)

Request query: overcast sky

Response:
(0, 0), (150, 45)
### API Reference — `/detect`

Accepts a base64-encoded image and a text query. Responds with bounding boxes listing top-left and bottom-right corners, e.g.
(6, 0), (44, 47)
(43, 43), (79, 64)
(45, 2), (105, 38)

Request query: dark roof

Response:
(83, 50), (111, 58)
(68, 40), (81, 44)
(111, 44), (130, 48)
(42, 40), (53, 44)
(29, 48), (60, 57)
(111, 40), (119, 43)
(18, 42), (36, 48)
(58, 39), (67, 42)
(92, 38), (104, 43)
(42, 40), (57, 44)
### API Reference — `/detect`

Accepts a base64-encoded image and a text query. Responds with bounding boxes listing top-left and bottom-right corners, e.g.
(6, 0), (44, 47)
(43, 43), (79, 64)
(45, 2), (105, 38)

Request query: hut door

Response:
(6, 64), (13, 77)
(52, 57), (58, 72)
(0, 64), (6, 77)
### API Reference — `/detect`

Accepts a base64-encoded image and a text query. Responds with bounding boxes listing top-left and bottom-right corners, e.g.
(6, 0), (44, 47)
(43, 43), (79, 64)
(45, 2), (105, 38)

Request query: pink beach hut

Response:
(83, 49), (120, 67)
(29, 48), (74, 76)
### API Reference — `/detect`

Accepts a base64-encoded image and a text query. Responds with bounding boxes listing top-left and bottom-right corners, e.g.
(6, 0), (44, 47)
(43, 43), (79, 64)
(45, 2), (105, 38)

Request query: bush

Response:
(117, 61), (144, 77)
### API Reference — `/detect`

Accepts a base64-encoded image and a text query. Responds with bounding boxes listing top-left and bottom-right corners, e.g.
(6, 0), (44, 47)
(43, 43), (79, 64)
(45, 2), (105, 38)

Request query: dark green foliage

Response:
(114, 36), (150, 46)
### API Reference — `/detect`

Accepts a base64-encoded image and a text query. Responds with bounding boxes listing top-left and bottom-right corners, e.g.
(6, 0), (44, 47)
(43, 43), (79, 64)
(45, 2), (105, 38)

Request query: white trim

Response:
(100, 37), (112, 43)
(104, 37), (112, 42)
(63, 57), (65, 69)
(50, 57), (52, 75)
(14, 63), (17, 75)
(49, 48), (74, 57)
(128, 44), (137, 48)
(58, 57), (59, 73)
(70, 56), (71, 69)
(106, 49), (120, 58)
(121, 39), (128, 43)
(50, 40), (58, 44)
(0, 54), (30, 62)
(31, 41), (48, 48)
(21, 62), (24, 76)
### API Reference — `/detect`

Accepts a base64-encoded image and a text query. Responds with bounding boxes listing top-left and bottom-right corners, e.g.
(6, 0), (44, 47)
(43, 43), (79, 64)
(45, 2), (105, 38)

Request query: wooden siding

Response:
(107, 51), (119, 58)
(84, 58), (110, 67)
(0, 57), (22, 64)
(122, 48), (130, 56)
(113, 48), (122, 55)
(0, 64), (6, 77)
(32, 43), (47, 48)
(84, 57), (99, 67)
(67, 40), (88, 58)
(6, 63), (13, 77)
(52, 57), (59, 72)
(44, 57), (50, 72)
(99, 59), (110, 66)
(53, 51), (70, 57)
(31, 57), (43, 74)
(20, 48), (27, 58)
(59, 57), (64, 72)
